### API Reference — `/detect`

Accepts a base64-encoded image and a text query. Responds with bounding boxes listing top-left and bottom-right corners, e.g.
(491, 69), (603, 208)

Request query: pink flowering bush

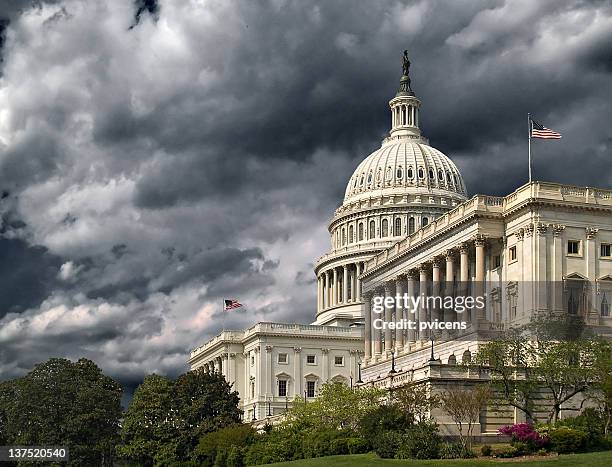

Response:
(498, 423), (549, 452)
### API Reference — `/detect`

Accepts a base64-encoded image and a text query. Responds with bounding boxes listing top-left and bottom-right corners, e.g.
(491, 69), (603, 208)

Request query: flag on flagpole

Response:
(224, 299), (243, 311)
(530, 118), (562, 139)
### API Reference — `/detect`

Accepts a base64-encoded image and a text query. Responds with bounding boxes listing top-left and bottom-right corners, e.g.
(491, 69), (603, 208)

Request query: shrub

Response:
(494, 446), (519, 458)
(537, 448), (548, 456)
(226, 446), (244, 467)
(480, 444), (492, 456)
(195, 424), (256, 466)
(549, 426), (587, 454)
(498, 423), (549, 452)
(556, 409), (608, 450)
(373, 431), (403, 459)
(359, 404), (413, 442)
(439, 442), (475, 459)
(346, 437), (370, 454)
(395, 421), (441, 460)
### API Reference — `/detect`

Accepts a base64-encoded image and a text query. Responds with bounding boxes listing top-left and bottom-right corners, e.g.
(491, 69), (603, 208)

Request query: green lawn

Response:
(268, 450), (612, 466)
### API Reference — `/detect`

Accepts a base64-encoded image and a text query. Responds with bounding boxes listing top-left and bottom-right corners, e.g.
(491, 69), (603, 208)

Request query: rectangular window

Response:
(493, 255), (501, 269)
(278, 353), (288, 364)
(568, 240), (580, 255)
(509, 246), (517, 262)
(306, 355), (316, 365)
(278, 380), (287, 397)
(251, 355), (254, 366)
(334, 356), (344, 366)
(251, 382), (255, 398)
(601, 243), (611, 258)
(306, 381), (315, 398)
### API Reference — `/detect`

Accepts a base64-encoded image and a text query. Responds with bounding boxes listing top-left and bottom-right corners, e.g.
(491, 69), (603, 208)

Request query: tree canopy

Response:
(0, 358), (122, 466)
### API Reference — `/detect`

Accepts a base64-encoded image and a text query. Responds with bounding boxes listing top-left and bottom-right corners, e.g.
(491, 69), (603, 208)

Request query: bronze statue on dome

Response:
(402, 49), (411, 76)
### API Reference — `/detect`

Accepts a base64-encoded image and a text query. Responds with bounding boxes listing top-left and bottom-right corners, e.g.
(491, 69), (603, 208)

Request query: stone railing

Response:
(190, 322), (363, 360)
(365, 194), (504, 272)
(314, 241), (394, 267)
(364, 181), (612, 273)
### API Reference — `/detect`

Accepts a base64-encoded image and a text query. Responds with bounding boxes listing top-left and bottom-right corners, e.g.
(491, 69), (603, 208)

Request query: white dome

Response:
(343, 140), (467, 205)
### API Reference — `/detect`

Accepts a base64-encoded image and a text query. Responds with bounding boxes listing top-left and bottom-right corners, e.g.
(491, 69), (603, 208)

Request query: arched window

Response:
(386, 167), (392, 181)
(394, 218), (402, 236)
(438, 169), (443, 180)
(462, 350), (472, 364)
(353, 178), (357, 188)
(396, 167), (403, 179)
(422, 217), (429, 227)
(447, 173), (452, 183)
(367, 172), (373, 184)
(381, 219), (389, 237)
(453, 174), (458, 184)
(358, 223), (364, 241)
(602, 293), (609, 317)
(429, 169), (434, 179)
(408, 217), (415, 235)
(447, 354), (457, 365)
(376, 168), (382, 182)
(407, 167), (414, 179)
(348, 225), (354, 243)
(369, 220), (375, 239)
(360, 175), (364, 186)
(418, 168), (424, 179)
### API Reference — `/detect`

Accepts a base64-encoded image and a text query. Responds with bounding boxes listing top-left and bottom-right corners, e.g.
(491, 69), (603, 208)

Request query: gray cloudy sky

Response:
(0, 0), (611, 395)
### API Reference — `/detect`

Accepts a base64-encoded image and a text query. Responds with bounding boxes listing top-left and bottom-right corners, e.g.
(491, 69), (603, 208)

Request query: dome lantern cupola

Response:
(388, 50), (422, 141)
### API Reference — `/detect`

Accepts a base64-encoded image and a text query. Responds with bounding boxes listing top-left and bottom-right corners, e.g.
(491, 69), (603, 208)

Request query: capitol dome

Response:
(343, 140), (467, 205)
(313, 53), (468, 327)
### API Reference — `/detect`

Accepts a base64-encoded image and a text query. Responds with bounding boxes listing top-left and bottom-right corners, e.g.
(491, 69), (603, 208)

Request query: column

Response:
(317, 276), (321, 312)
(419, 264), (428, 341)
(432, 259), (441, 322)
(332, 268), (338, 307)
(445, 251), (455, 322)
(356, 262), (362, 301)
(406, 270), (417, 344)
(459, 242), (470, 323)
(384, 280), (395, 354)
(293, 347), (302, 397)
(254, 347), (261, 396)
(324, 271), (330, 309)
(265, 345), (273, 397)
(474, 235), (486, 323)
(373, 289), (382, 357)
(343, 265), (349, 303)
(363, 291), (373, 360)
(395, 275), (406, 351)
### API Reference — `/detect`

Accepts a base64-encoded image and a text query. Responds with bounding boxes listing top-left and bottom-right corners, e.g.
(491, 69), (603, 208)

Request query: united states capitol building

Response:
(189, 57), (612, 432)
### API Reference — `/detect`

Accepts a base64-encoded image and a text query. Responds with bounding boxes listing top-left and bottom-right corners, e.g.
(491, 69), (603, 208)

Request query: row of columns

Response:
(317, 261), (365, 312)
(363, 235), (487, 361)
(202, 354), (226, 374)
(392, 103), (418, 128)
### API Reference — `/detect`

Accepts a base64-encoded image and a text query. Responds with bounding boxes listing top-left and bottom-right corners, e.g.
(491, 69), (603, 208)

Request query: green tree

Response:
(0, 358), (122, 466)
(117, 374), (179, 466)
(284, 382), (384, 431)
(118, 368), (241, 465)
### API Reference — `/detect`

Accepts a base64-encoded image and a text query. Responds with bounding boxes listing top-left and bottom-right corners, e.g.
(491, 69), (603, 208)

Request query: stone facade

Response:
(359, 181), (612, 435)
(188, 323), (363, 420)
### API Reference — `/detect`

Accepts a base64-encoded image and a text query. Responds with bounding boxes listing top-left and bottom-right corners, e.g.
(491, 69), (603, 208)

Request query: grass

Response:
(267, 450), (612, 466)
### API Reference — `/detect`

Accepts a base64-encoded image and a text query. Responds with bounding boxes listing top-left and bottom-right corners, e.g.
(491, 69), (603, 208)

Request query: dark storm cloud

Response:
(0, 0), (611, 390)
(0, 238), (63, 316)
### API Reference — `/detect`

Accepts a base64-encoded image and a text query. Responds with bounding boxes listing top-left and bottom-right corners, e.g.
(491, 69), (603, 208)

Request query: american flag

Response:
(224, 299), (243, 311)
(530, 119), (562, 139)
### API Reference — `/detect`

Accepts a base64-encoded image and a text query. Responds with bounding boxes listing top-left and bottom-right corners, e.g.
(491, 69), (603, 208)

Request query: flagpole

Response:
(528, 113), (532, 183)
(222, 299), (225, 332)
